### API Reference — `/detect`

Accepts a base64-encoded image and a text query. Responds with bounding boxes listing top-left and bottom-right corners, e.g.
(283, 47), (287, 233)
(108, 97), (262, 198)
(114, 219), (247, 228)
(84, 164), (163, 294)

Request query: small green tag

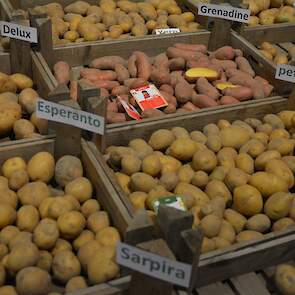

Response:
(152, 196), (187, 214)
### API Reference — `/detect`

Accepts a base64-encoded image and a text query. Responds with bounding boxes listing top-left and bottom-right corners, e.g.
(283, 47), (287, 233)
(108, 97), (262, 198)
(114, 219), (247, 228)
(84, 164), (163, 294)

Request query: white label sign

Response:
(155, 28), (181, 35)
(0, 21), (38, 43)
(36, 99), (105, 135)
(116, 242), (192, 288)
(275, 64), (295, 83)
(198, 3), (250, 23)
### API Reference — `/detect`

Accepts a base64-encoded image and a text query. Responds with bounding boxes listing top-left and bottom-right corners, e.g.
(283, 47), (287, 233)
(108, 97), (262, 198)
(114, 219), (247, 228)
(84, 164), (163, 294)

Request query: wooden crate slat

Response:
(230, 273), (271, 295)
(197, 282), (235, 295)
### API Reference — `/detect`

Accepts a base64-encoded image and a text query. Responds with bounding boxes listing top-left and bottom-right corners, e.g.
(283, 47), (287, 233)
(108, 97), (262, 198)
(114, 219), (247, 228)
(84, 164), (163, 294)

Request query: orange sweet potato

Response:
(160, 84), (174, 95)
(235, 56), (255, 77)
(111, 85), (129, 96)
(134, 51), (152, 80)
(53, 61), (70, 85)
(90, 56), (125, 70)
(150, 68), (171, 85)
(90, 80), (120, 90)
(210, 46), (235, 60)
(168, 58), (186, 71)
(80, 69), (117, 81)
(69, 80), (78, 101)
(195, 77), (220, 100)
(174, 43), (207, 53)
(175, 80), (193, 103)
(115, 64), (130, 83)
(220, 96), (240, 105)
(222, 86), (253, 101)
(192, 93), (218, 108)
(107, 112), (126, 124)
(128, 54), (138, 78)
(166, 47), (203, 61)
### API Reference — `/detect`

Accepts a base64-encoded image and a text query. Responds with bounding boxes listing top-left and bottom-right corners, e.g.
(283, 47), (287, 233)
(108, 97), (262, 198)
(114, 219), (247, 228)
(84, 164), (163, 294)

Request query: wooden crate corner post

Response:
(77, 81), (107, 153)
(122, 207), (204, 295)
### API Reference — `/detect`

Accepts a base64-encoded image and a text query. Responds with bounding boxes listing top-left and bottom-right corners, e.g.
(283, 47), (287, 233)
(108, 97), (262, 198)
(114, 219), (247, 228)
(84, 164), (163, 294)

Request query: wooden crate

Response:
(239, 23), (295, 95)
(85, 104), (295, 288)
(0, 137), (134, 294)
(33, 28), (294, 147)
(4, 0), (207, 51)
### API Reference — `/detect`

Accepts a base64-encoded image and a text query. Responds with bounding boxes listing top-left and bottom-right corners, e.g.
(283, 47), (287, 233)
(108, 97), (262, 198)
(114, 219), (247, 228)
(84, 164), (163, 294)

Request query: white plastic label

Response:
(36, 99), (105, 135)
(0, 21), (38, 43)
(155, 28), (181, 35)
(275, 64), (295, 83)
(198, 3), (250, 23)
(116, 242), (192, 288)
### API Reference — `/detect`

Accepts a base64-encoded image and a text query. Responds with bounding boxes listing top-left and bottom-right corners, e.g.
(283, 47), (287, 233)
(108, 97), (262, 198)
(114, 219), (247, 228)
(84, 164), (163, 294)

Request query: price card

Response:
(198, 3), (250, 23)
(130, 84), (168, 111)
(36, 99), (105, 134)
(152, 196), (187, 214)
(0, 21), (38, 43)
(155, 28), (181, 35)
(275, 64), (295, 83)
(117, 96), (141, 120)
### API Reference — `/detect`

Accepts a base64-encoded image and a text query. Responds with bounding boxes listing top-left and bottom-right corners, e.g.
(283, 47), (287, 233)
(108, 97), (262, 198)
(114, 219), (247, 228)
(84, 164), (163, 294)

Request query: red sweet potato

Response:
(80, 69), (117, 81)
(142, 109), (165, 118)
(235, 56), (255, 77)
(107, 101), (119, 113)
(128, 54), (138, 78)
(222, 86), (253, 101)
(168, 58), (186, 71)
(111, 85), (129, 96)
(175, 80), (193, 103)
(195, 77), (220, 100)
(220, 96), (240, 105)
(134, 51), (152, 80)
(182, 101), (200, 111)
(254, 76), (274, 97)
(160, 84), (174, 95)
(115, 64), (130, 83)
(163, 104), (176, 114)
(53, 61), (70, 85)
(210, 46), (235, 60)
(150, 68), (171, 85)
(160, 91), (177, 107)
(129, 78), (149, 89)
(90, 80), (120, 90)
(192, 93), (218, 108)
(174, 43), (207, 53)
(166, 47), (204, 61)
(153, 53), (169, 70)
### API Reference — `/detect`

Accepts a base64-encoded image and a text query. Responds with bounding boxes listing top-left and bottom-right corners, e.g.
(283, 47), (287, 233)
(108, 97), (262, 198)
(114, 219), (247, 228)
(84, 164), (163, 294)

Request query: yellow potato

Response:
(81, 199), (100, 218)
(9, 74), (33, 90)
(169, 138), (197, 161)
(19, 88), (38, 114)
(77, 240), (101, 270)
(8, 170), (29, 191)
(16, 205), (39, 232)
(225, 168), (248, 191)
(224, 209), (247, 233)
(220, 125), (250, 149)
(246, 214), (271, 233)
(65, 276), (87, 293)
(272, 217), (294, 232)
(233, 185), (263, 217)
(0, 204), (16, 230)
(87, 211), (110, 233)
(2, 157), (26, 179)
(255, 150), (281, 170)
(95, 226), (120, 247)
(235, 153), (254, 174)
(73, 230), (94, 251)
(148, 129), (175, 150)
(142, 154), (161, 177)
(218, 220), (236, 244)
(36, 250), (52, 272)
(130, 173), (157, 193)
(236, 230), (264, 243)
(200, 214), (222, 238)
(128, 192), (147, 211)
(121, 155), (142, 176)
(275, 264), (295, 295)
(65, 177), (93, 203)
(205, 180), (232, 205)
(192, 149), (217, 173)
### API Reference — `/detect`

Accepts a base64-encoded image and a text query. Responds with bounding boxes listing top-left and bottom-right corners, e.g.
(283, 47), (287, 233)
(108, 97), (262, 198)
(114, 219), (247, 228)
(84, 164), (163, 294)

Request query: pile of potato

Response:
(53, 43), (274, 124)
(28, 0), (201, 45)
(105, 110), (295, 254)
(258, 41), (295, 64)
(0, 152), (120, 294)
(246, 0), (295, 25)
(0, 72), (48, 141)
